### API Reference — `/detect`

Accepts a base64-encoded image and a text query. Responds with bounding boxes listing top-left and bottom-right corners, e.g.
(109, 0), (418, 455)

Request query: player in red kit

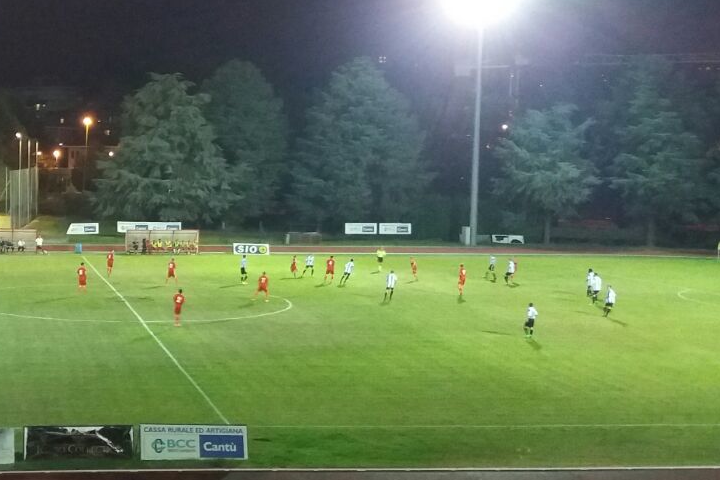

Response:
(324, 255), (335, 283)
(173, 289), (185, 326)
(410, 257), (418, 281)
(290, 255), (298, 278)
(253, 272), (270, 302)
(458, 263), (467, 298)
(106, 250), (115, 276)
(77, 262), (88, 292)
(166, 258), (178, 284)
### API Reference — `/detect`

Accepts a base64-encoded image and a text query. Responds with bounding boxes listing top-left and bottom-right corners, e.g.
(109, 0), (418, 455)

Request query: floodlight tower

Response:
(442, 0), (520, 245)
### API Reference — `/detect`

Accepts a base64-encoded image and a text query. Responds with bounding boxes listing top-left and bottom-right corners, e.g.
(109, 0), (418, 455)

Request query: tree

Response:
(291, 57), (428, 230)
(609, 59), (704, 246)
(493, 103), (598, 244)
(94, 73), (235, 223)
(202, 60), (288, 222)
(0, 91), (24, 168)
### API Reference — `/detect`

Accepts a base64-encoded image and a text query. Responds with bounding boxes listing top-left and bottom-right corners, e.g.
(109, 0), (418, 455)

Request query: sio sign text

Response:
(232, 243), (270, 255)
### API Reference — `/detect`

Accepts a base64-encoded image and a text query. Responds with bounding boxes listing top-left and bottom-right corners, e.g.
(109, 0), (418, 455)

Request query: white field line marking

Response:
(0, 312), (124, 323)
(0, 296), (292, 325)
(677, 288), (699, 303)
(252, 422), (720, 429)
(144, 295), (293, 324)
(83, 256), (230, 425)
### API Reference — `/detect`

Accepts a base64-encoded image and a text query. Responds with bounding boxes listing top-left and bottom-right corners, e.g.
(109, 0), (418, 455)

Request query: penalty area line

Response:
(82, 256), (230, 425)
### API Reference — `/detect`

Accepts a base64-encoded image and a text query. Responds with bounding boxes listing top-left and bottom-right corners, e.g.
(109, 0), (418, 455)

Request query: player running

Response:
(484, 255), (497, 282)
(77, 262), (88, 292)
(383, 270), (398, 303)
(253, 271), (270, 302)
(106, 249), (115, 277)
(586, 268), (595, 297)
(240, 255), (249, 284)
(339, 258), (354, 286)
(166, 258), (178, 284)
(458, 263), (467, 297)
(410, 257), (418, 281)
(524, 303), (538, 338)
(173, 289), (185, 327)
(35, 234), (47, 255)
(324, 255), (336, 283)
(504, 258), (516, 285)
(301, 254), (315, 277)
(376, 246), (387, 272)
(591, 272), (602, 304)
(290, 255), (298, 278)
(603, 285), (616, 317)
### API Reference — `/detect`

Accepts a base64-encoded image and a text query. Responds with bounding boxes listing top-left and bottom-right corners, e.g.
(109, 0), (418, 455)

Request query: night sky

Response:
(2, 0), (720, 99)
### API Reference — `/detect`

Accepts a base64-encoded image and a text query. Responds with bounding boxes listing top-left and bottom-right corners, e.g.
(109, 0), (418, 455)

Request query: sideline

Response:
(252, 422), (720, 429)
(82, 256), (231, 425)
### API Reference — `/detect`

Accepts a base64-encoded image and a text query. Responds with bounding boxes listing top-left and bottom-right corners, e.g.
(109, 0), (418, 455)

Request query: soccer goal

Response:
(124, 229), (200, 254)
(284, 231), (322, 245)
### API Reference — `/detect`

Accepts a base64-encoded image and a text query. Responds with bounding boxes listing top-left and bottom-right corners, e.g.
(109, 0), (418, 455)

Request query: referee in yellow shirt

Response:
(376, 246), (387, 272)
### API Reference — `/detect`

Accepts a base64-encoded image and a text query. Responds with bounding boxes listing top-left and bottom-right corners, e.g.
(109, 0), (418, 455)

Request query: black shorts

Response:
(343, 272), (351, 276)
(525, 318), (535, 328)
(378, 257), (384, 263)
(386, 287), (394, 291)
(605, 302), (614, 307)
(241, 267), (247, 275)
(306, 264), (313, 268)
(488, 264), (495, 271)
(593, 290), (600, 296)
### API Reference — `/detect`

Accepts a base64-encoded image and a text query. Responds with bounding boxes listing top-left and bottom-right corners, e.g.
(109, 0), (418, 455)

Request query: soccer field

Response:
(0, 252), (719, 468)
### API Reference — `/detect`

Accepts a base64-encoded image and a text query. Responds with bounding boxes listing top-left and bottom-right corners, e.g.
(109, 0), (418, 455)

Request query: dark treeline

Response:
(3, 55), (720, 246)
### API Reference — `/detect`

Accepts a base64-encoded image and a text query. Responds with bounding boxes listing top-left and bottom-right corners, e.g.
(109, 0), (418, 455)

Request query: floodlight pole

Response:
(469, 27), (484, 246)
(17, 137), (22, 229)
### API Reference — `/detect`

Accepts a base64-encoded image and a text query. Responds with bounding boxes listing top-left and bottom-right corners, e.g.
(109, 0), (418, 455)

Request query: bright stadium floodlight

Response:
(441, 0), (520, 28)
(441, 0), (521, 245)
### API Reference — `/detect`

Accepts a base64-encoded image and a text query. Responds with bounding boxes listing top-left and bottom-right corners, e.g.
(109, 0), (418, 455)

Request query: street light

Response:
(82, 116), (93, 191)
(442, 0), (521, 246)
(53, 149), (61, 166)
(15, 133), (22, 228)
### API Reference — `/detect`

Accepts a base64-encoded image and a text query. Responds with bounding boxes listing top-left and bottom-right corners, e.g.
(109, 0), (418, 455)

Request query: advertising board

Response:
(379, 223), (412, 235)
(344, 223), (377, 235)
(232, 243), (270, 255)
(66, 223), (100, 235)
(140, 424), (247, 460)
(116, 221), (182, 233)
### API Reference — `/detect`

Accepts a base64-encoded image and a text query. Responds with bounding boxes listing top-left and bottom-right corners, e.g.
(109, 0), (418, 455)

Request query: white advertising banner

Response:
(0, 428), (14, 464)
(379, 223), (412, 235)
(116, 221), (182, 233)
(232, 243), (270, 255)
(344, 223), (377, 235)
(140, 424), (248, 461)
(66, 223), (100, 235)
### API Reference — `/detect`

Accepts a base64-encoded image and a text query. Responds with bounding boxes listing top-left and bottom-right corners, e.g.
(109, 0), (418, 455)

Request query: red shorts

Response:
(174, 306), (182, 315)
(107, 262), (114, 268)
(257, 286), (268, 293)
(291, 264), (297, 272)
(458, 279), (466, 286)
(167, 270), (175, 278)
(79, 277), (87, 286)
(412, 267), (417, 274)
(326, 269), (334, 275)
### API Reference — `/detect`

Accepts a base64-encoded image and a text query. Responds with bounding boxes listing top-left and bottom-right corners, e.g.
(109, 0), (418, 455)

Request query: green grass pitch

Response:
(1, 252), (719, 468)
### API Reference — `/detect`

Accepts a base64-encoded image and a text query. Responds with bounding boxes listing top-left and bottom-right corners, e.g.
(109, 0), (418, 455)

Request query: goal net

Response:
(284, 231), (322, 245)
(124, 229), (200, 254)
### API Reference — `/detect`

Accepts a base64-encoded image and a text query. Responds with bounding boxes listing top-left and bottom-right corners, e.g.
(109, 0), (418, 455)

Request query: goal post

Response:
(124, 229), (200, 254)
